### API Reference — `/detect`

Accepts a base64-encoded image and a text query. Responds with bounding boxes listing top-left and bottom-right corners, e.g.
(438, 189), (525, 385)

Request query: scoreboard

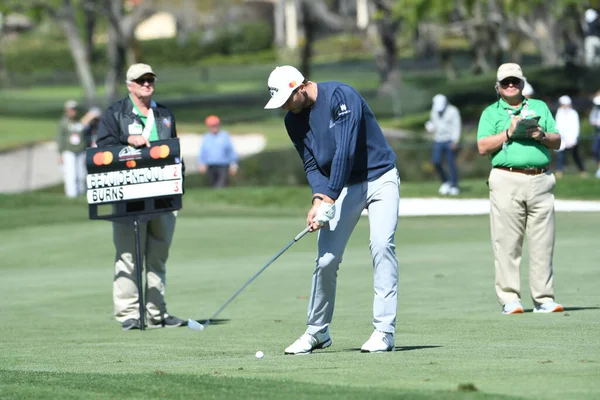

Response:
(85, 139), (183, 220)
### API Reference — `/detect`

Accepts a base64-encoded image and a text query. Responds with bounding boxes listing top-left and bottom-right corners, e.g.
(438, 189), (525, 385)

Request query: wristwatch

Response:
(540, 131), (547, 143)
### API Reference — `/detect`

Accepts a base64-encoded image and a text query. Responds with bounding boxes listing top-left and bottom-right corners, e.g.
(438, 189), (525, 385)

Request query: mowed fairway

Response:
(1, 211), (599, 399)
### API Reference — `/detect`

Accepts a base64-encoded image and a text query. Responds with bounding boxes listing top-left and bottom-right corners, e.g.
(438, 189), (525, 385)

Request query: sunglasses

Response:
(133, 77), (155, 85)
(499, 78), (522, 87)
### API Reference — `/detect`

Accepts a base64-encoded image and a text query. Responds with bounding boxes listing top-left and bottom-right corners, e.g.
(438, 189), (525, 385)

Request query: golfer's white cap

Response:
(522, 82), (534, 96)
(126, 63), (156, 82)
(559, 95), (572, 106)
(264, 65), (305, 109)
(432, 94), (447, 112)
(497, 63), (524, 82)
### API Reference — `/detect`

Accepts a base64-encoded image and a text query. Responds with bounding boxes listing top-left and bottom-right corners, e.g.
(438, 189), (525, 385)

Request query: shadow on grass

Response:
(337, 345), (442, 353)
(522, 306), (600, 313)
(188, 318), (230, 326)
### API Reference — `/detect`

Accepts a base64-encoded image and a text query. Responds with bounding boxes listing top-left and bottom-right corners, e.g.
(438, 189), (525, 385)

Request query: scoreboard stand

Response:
(86, 139), (183, 331)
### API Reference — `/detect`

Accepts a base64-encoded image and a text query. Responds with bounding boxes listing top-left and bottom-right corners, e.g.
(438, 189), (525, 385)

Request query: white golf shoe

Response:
(360, 330), (395, 353)
(284, 327), (332, 355)
(533, 301), (564, 313)
(438, 182), (451, 195)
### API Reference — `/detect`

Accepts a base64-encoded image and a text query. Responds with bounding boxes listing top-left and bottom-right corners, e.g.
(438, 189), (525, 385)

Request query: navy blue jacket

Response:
(285, 81), (396, 200)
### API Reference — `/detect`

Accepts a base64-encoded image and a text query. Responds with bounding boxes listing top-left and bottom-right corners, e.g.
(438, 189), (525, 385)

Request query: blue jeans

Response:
(593, 134), (600, 163)
(556, 145), (585, 172)
(432, 141), (458, 187)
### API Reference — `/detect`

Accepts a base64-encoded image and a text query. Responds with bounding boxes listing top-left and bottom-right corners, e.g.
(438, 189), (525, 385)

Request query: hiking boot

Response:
(533, 301), (564, 314)
(360, 330), (395, 353)
(502, 301), (524, 315)
(284, 327), (332, 355)
(121, 319), (140, 331)
(148, 315), (187, 328)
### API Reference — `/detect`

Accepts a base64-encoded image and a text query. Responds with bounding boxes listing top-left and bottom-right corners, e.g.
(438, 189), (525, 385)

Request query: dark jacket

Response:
(96, 96), (185, 193)
(96, 97), (178, 146)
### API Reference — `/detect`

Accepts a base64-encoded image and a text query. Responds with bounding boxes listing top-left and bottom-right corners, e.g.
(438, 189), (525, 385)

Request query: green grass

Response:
(0, 191), (599, 399)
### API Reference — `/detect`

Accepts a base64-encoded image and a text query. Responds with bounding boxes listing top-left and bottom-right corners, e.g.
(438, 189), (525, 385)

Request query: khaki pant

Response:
(112, 212), (177, 324)
(488, 168), (557, 306)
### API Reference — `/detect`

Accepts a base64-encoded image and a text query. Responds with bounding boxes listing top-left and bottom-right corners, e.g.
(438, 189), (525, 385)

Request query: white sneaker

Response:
(533, 301), (564, 313)
(502, 301), (524, 315)
(360, 330), (395, 353)
(438, 182), (451, 195)
(448, 186), (460, 196)
(284, 327), (332, 355)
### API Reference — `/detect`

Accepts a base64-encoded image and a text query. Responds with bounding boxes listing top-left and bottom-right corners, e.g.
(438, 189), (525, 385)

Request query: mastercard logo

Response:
(289, 80), (297, 88)
(126, 160), (137, 168)
(149, 144), (170, 159)
(93, 151), (113, 166)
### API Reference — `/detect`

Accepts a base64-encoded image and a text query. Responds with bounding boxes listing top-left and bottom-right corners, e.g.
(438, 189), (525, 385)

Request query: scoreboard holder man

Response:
(86, 138), (183, 330)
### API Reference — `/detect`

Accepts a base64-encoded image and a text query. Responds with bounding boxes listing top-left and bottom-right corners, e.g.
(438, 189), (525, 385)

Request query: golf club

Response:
(188, 225), (311, 332)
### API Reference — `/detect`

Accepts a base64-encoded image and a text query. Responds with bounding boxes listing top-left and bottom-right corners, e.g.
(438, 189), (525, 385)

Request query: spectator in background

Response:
(425, 94), (461, 195)
(197, 115), (238, 188)
(81, 106), (102, 148)
(589, 93), (600, 178)
(96, 63), (186, 331)
(56, 100), (91, 198)
(522, 82), (534, 99)
(476, 63), (563, 315)
(584, 9), (600, 67)
(555, 95), (586, 178)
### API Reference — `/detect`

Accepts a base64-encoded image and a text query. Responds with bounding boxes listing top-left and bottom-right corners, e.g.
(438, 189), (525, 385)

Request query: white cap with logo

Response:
(126, 63), (156, 82)
(264, 65), (305, 109)
(497, 63), (524, 82)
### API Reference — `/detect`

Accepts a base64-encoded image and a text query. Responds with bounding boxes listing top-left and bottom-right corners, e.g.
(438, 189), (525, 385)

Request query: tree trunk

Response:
(84, 0), (97, 64)
(300, 1), (315, 78)
(105, 0), (127, 104)
(58, 3), (96, 106)
(372, 0), (401, 95)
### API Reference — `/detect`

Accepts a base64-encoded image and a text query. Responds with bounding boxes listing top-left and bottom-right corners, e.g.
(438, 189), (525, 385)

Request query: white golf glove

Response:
(314, 201), (336, 226)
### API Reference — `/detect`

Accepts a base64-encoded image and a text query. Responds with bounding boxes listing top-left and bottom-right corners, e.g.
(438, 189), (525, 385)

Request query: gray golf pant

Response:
(306, 167), (400, 335)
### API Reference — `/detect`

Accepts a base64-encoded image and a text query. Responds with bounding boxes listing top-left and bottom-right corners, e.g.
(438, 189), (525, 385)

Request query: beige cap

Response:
(126, 63), (156, 82)
(497, 63), (524, 82)
(64, 100), (78, 109)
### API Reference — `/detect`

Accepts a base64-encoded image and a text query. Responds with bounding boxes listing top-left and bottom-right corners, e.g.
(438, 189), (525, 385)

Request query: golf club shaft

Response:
(204, 225), (311, 327)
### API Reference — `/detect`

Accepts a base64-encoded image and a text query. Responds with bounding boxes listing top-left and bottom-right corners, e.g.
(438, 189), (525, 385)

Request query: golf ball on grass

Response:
(255, 351), (264, 359)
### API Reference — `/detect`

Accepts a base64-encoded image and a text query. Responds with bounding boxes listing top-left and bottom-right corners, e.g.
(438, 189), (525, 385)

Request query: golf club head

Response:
(187, 319), (205, 331)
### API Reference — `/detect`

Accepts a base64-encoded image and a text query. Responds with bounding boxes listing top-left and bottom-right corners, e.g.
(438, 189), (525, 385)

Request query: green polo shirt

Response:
(477, 98), (557, 168)
(129, 95), (159, 141)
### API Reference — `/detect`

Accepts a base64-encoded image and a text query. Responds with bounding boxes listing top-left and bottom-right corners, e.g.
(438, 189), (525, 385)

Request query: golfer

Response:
(264, 65), (400, 354)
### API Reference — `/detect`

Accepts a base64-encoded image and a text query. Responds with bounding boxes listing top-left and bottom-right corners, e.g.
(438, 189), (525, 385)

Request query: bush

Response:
(4, 23), (274, 78)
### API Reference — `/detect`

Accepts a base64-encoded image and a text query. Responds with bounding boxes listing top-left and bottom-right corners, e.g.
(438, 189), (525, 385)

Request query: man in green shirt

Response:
(477, 63), (564, 315)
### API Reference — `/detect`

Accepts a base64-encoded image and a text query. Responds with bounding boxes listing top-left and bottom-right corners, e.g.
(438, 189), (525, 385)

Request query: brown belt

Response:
(494, 166), (549, 175)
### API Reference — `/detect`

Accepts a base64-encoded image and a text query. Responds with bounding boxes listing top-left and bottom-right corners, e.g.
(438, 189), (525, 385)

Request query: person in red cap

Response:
(196, 115), (238, 188)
